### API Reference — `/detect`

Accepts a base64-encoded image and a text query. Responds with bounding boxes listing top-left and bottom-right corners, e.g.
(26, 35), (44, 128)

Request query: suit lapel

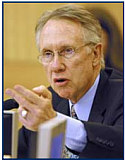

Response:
(49, 86), (70, 116)
(56, 99), (70, 116)
(88, 70), (109, 123)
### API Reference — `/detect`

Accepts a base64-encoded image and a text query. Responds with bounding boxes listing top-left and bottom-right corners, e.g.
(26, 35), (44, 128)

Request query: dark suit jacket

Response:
(5, 68), (123, 159)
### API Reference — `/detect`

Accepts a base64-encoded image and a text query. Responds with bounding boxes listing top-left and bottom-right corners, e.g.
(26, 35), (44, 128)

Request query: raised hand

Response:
(5, 85), (57, 131)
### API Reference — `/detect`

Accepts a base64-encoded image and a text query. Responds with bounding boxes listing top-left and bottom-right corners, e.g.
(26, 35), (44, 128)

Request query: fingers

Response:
(18, 105), (28, 120)
(6, 85), (51, 103)
(14, 85), (43, 104)
(5, 84), (52, 112)
(5, 88), (36, 112)
(18, 105), (49, 131)
(18, 105), (38, 131)
(5, 84), (55, 131)
(33, 85), (52, 99)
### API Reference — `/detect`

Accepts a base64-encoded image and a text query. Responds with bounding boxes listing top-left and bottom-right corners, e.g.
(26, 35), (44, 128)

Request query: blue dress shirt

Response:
(57, 75), (100, 152)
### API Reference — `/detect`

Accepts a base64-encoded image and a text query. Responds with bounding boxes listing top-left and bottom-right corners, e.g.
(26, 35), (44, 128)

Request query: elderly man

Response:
(5, 5), (123, 159)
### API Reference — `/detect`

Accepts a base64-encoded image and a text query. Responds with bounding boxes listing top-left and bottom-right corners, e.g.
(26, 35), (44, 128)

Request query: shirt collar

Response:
(69, 74), (100, 121)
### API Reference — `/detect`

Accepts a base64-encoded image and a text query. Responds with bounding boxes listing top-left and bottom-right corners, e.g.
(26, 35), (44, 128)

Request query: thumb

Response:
(32, 85), (52, 99)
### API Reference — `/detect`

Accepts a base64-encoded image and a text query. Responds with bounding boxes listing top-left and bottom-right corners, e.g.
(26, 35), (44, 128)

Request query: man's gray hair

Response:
(35, 4), (105, 68)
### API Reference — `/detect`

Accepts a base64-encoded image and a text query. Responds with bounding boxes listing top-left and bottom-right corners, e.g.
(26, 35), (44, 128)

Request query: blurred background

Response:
(4, 2), (123, 100)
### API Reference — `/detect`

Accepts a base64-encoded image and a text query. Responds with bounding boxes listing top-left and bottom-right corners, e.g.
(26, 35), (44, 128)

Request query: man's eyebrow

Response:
(40, 44), (76, 52)
(60, 45), (74, 48)
(40, 48), (52, 52)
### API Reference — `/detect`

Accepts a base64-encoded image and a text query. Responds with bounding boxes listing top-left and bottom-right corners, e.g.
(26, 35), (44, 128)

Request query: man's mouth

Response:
(54, 78), (69, 86)
(55, 78), (66, 82)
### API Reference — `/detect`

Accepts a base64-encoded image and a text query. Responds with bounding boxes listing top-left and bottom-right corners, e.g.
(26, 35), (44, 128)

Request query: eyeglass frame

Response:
(37, 42), (96, 64)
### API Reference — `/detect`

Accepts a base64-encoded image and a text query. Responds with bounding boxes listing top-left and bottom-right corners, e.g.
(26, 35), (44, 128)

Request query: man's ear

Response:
(92, 43), (102, 67)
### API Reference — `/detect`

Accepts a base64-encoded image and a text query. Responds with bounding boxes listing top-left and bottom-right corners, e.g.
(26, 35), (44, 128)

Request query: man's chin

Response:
(55, 89), (71, 99)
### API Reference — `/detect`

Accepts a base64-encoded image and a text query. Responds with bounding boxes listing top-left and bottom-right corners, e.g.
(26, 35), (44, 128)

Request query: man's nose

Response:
(50, 54), (66, 72)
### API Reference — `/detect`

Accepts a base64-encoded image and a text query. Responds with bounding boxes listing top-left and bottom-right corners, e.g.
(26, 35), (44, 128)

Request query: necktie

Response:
(71, 104), (78, 119)
(62, 104), (79, 159)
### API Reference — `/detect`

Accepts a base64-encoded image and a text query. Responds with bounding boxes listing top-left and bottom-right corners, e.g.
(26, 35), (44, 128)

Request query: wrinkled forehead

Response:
(39, 19), (85, 49)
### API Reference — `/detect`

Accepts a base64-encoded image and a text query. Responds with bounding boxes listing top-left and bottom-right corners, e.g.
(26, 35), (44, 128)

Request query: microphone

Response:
(4, 99), (19, 110)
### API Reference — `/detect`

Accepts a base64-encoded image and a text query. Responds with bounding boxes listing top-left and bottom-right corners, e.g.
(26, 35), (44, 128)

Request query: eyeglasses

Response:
(37, 42), (96, 64)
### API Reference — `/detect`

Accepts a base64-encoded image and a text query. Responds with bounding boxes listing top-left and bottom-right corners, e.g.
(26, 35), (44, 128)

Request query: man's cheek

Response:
(46, 71), (51, 83)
